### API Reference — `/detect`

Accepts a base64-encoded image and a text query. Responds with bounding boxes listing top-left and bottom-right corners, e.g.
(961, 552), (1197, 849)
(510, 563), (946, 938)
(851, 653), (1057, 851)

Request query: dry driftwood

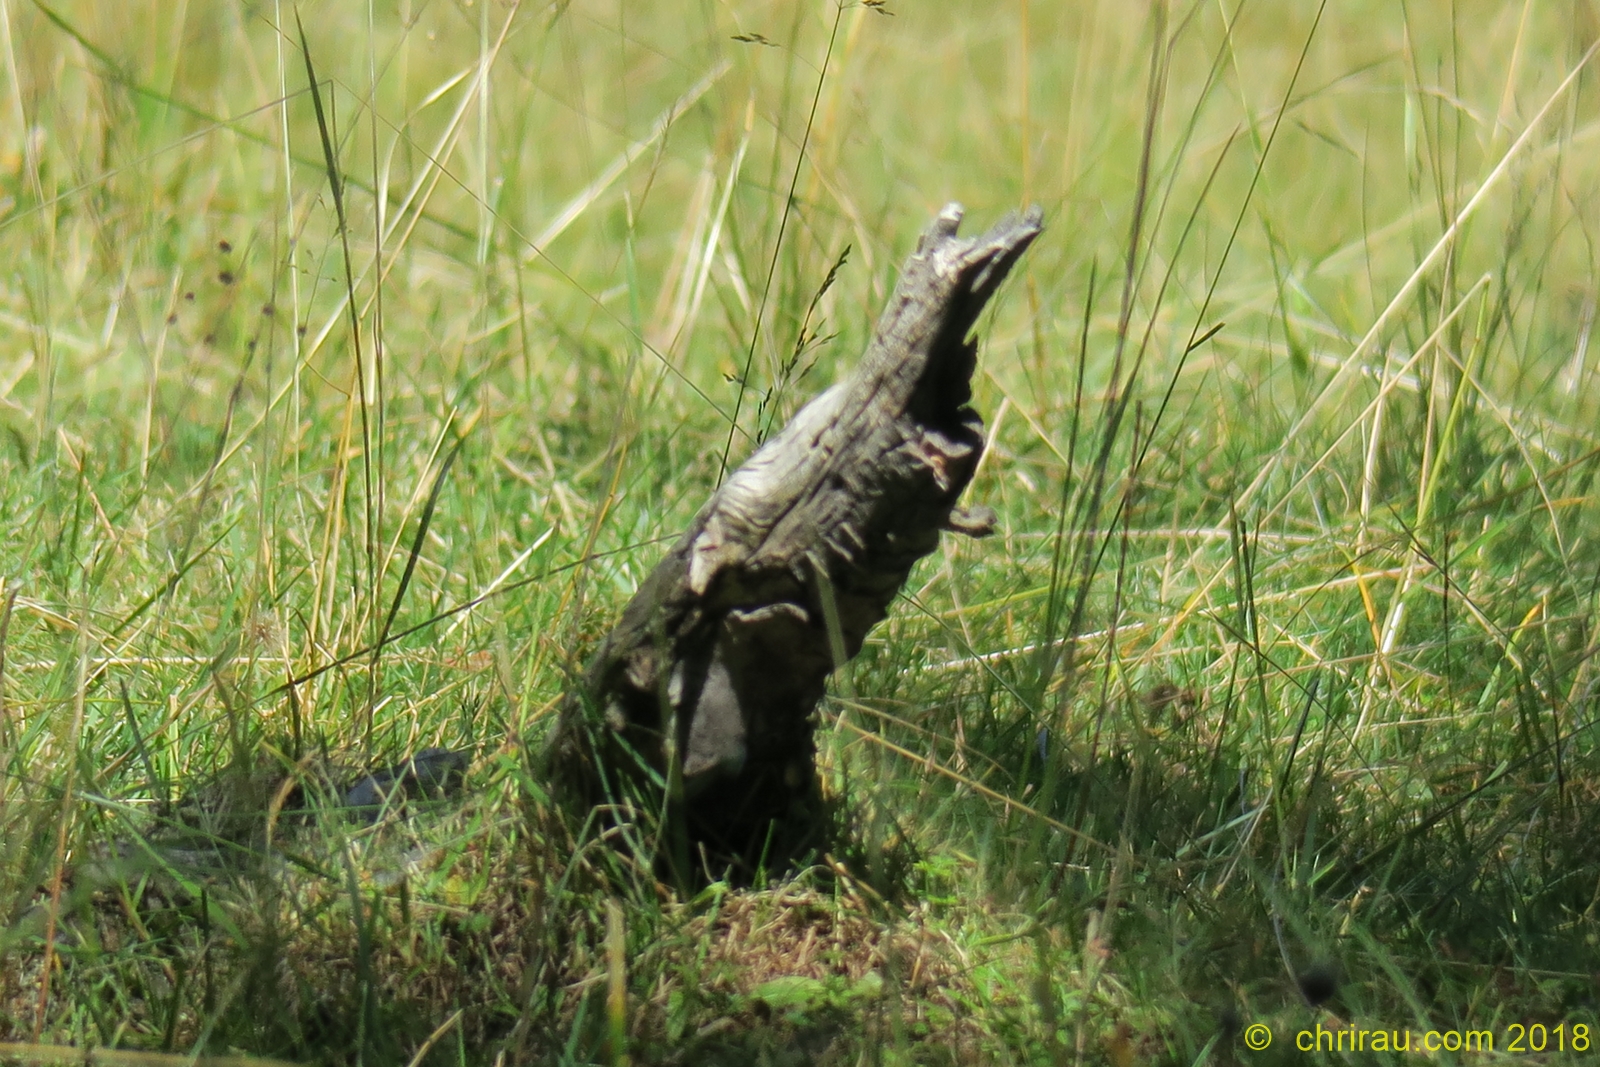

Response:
(549, 203), (1042, 876)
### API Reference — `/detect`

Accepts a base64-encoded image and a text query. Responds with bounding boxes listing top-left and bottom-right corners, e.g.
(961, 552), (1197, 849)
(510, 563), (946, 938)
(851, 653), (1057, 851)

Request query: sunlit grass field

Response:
(2, 1), (1599, 1063)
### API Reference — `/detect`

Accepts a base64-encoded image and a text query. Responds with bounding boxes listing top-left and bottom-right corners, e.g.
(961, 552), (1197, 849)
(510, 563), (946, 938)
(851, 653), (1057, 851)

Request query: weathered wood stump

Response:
(548, 204), (1042, 880)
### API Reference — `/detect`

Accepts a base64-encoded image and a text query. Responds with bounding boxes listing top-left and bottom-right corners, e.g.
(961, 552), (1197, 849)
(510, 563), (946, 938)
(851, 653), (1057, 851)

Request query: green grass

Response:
(2, 0), (1599, 1063)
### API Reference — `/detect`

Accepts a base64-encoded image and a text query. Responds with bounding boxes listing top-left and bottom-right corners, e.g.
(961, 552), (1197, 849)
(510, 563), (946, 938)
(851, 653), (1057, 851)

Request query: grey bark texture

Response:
(548, 204), (1043, 876)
